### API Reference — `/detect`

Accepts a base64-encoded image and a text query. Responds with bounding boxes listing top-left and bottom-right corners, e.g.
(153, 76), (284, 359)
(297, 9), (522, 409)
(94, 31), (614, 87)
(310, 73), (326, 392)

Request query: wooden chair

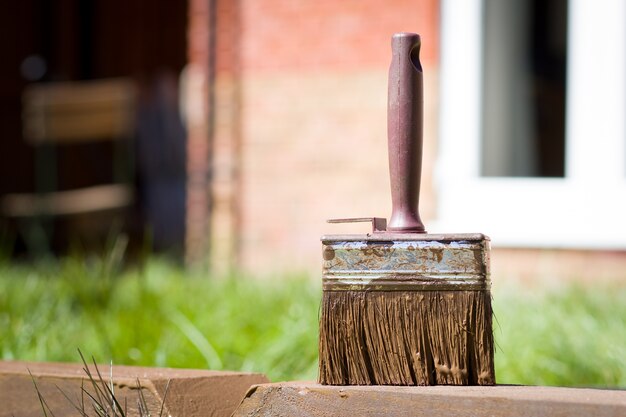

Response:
(1, 78), (137, 253)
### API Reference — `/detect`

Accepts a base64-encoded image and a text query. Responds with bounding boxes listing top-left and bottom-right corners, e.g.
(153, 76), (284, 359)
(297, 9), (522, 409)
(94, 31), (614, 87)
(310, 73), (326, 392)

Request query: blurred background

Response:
(2, 0), (625, 279)
(0, 0), (187, 260)
(0, 0), (625, 387)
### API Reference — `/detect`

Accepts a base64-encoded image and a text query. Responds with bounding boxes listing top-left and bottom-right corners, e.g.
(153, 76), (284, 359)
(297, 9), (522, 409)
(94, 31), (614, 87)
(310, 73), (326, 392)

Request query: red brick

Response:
(186, 0), (440, 272)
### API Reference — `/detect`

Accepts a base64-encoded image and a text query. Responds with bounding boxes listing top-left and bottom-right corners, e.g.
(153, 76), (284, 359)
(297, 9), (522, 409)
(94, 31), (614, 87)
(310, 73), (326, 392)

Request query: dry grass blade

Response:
(96, 363), (126, 416)
(158, 380), (171, 417)
(81, 380), (87, 414)
(81, 387), (120, 417)
(90, 356), (114, 411)
(110, 361), (115, 415)
(78, 349), (107, 409)
(136, 379), (149, 416)
(82, 388), (107, 416)
(77, 349), (126, 416)
(56, 382), (90, 417)
(29, 369), (57, 417)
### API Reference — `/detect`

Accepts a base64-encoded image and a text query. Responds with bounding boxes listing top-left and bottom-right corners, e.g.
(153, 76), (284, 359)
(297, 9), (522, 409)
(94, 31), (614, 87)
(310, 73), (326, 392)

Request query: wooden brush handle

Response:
(387, 33), (426, 233)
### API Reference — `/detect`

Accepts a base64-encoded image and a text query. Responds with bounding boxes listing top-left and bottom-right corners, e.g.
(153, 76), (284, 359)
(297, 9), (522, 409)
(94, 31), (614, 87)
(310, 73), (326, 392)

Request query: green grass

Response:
(1, 256), (625, 387)
(493, 281), (626, 387)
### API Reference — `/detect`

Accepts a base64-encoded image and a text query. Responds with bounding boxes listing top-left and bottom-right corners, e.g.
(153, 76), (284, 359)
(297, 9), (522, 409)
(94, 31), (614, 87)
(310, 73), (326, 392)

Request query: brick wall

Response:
(238, 0), (439, 71)
(187, 0), (440, 274)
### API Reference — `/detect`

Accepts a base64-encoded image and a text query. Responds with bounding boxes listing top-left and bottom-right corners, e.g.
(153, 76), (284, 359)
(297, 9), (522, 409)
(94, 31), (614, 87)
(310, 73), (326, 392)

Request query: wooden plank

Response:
(22, 78), (136, 144)
(1, 184), (133, 217)
(0, 360), (268, 417)
(233, 382), (626, 417)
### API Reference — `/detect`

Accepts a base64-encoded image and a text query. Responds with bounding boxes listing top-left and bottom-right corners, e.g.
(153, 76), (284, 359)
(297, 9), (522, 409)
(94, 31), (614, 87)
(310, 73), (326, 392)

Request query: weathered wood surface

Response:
(233, 382), (626, 417)
(0, 360), (268, 417)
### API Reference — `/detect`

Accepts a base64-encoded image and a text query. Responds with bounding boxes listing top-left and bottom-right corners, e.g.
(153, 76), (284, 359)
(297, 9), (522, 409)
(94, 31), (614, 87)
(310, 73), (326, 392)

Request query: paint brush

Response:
(318, 33), (495, 385)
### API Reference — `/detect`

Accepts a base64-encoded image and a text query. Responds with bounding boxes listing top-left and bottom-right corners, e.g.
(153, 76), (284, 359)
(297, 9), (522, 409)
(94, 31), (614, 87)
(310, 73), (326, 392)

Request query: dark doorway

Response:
(0, 1), (188, 257)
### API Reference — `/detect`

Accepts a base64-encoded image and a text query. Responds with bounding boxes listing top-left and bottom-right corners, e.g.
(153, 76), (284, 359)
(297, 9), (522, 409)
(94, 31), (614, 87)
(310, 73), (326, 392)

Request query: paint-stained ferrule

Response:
(321, 233), (490, 292)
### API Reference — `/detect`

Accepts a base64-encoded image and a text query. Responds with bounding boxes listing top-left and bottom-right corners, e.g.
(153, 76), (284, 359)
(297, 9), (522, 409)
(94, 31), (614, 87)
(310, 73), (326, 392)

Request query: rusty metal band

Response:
(323, 272), (490, 291)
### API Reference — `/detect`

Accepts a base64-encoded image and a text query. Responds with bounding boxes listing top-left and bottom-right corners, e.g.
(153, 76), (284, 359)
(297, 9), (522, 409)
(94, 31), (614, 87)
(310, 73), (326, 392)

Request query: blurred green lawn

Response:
(1, 256), (625, 387)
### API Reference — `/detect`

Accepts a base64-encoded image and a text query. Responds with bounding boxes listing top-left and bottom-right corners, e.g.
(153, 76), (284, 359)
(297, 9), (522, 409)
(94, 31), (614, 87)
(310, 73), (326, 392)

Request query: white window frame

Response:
(435, 0), (626, 249)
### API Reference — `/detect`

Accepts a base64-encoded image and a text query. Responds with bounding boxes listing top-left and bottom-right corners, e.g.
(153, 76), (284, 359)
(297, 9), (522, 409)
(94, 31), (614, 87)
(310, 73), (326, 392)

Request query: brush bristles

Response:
(318, 290), (495, 386)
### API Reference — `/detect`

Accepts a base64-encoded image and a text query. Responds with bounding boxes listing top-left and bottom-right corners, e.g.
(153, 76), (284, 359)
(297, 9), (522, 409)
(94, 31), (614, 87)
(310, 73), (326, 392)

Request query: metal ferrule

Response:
(321, 234), (490, 291)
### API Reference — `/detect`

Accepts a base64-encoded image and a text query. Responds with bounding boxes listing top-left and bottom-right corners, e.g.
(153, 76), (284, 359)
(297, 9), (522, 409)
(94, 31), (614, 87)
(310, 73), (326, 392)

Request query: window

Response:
(482, 0), (567, 177)
(436, 0), (626, 248)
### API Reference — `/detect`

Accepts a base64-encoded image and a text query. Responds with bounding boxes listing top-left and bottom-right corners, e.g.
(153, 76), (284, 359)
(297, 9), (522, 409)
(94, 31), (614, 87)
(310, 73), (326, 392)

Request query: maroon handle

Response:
(387, 33), (426, 233)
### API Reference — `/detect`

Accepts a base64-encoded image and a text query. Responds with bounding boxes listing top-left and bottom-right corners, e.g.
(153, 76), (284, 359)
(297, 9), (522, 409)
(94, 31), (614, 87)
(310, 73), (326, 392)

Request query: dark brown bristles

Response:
(318, 289), (495, 385)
